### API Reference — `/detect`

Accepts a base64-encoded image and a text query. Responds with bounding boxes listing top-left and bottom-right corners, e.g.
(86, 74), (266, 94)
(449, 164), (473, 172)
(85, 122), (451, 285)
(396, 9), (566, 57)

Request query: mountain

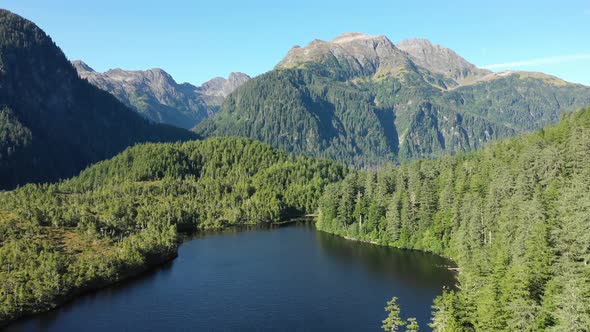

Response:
(276, 32), (416, 78)
(198, 72), (251, 103)
(195, 32), (590, 167)
(73, 61), (250, 129)
(0, 10), (196, 190)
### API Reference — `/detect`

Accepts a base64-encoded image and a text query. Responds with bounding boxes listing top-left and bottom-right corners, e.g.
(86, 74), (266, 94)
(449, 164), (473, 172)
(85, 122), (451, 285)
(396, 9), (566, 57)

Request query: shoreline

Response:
(343, 235), (379, 245)
(1, 249), (178, 328)
(2, 216), (313, 328)
(4, 217), (458, 328)
(317, 228), (460, 274)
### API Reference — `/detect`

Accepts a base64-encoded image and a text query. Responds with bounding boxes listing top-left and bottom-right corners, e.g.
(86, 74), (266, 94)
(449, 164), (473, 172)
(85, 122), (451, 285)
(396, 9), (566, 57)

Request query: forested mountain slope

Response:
(317, 107), (590, 331)
(0, 10), (196, 190)
(0, 137), (346, 326)
(196, 33), (590, 167)
(73, 61), (250, 129)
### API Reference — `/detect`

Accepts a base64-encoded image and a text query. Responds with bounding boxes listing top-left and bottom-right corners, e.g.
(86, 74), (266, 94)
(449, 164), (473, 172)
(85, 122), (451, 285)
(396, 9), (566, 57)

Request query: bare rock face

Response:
(200, 72), (251, 98)
(276, 32), (414, 77)
(73, 61), (250, 129)
(276, 32), (494, 86)
(396, 38), (491, 83)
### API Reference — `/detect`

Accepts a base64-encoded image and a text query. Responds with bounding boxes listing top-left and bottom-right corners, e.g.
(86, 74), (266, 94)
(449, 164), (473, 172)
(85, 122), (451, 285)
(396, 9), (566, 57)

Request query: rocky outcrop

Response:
(396, 38), (491, 84)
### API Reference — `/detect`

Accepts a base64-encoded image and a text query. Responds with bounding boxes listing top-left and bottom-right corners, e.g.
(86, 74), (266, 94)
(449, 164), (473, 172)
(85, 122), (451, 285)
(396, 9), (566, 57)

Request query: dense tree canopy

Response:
(0, 137), (346, 326)
(318, 107), (590, 331)
(196, 63), (590, 168)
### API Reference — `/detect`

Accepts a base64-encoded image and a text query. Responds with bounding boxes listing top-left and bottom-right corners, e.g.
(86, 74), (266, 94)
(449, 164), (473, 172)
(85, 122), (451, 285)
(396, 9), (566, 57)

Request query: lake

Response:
(6, 222), (456, 331)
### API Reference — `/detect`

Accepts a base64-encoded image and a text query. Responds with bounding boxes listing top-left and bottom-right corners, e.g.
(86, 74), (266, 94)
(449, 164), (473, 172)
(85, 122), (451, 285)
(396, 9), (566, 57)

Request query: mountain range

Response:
(73, 61), (250, 129)
(2, 10), (590, 189)
(0, 10), (195, 189)
(196, 32), (590, 166)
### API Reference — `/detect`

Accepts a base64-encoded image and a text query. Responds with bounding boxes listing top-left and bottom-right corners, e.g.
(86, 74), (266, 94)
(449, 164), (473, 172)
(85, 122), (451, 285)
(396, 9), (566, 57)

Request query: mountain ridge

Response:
(0, 9), (196, 189)
(276, 32), (415, 80)
(73, 60), (250, 129)
(196, 32), (590, 166)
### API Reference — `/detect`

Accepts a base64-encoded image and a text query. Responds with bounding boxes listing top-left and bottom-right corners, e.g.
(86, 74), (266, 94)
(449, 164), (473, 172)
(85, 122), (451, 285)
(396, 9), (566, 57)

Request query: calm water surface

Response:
(7, 222), (455, 331)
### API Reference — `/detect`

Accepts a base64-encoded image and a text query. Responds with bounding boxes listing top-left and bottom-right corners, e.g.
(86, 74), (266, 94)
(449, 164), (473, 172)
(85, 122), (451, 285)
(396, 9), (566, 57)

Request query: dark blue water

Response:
(6, 222), (455, 331)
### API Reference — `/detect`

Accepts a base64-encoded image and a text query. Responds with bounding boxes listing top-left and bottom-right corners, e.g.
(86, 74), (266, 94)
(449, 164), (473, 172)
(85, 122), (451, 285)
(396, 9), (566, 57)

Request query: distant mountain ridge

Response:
(73, 61), (250, 129)
(0, 10), (196, 189)
(196, 32), (590, 166)
(199, 72), (252, 99)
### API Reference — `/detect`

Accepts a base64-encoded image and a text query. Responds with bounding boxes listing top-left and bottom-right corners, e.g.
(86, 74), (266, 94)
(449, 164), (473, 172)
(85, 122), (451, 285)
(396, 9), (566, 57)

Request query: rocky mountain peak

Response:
(276, 32), (409, 77)
(276, 33), (494, 84)
(72, 60), (250, 128)
(200, 72), (251, 98)
(228, 72), (251, 86)
(331, 32), (387, 44)
(71, 60), (95, 73)
(396, 38), (491, 83)
(100, 67), (176, 87)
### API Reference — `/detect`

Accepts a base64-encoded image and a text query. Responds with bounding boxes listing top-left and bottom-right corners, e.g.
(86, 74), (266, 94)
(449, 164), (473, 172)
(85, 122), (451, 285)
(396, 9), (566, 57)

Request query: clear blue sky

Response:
(3, 0), (590, 86)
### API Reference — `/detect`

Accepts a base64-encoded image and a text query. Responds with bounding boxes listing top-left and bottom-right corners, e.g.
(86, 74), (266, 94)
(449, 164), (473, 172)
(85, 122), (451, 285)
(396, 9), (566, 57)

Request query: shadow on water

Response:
(9, 259), (177, 332)
(182, 217), (315, 241)
(315, 231), (457, 289)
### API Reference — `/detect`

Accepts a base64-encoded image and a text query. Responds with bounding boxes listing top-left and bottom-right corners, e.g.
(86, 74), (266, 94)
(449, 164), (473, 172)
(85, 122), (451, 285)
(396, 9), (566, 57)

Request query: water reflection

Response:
(316, 231), (456, 289)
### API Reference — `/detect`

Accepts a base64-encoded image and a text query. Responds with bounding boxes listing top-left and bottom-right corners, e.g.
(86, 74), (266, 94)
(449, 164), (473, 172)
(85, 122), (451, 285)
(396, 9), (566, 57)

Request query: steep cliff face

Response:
(196, 32), (590, 166)
(0, 10), (195, 189)
(73, 61), (250, 129)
